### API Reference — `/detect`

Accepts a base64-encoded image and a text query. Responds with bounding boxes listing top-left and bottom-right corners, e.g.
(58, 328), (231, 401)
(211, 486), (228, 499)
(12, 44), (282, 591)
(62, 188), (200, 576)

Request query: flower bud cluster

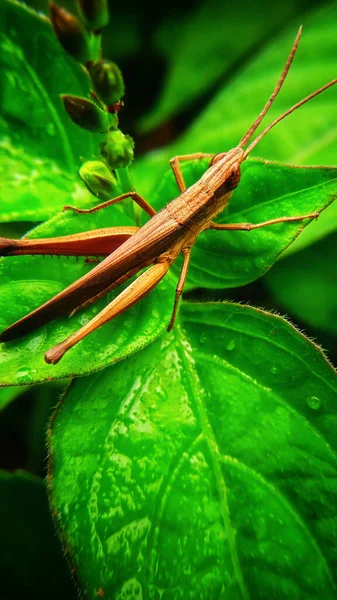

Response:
(49, 1), (126, 113)
(50, 0), (135, 200)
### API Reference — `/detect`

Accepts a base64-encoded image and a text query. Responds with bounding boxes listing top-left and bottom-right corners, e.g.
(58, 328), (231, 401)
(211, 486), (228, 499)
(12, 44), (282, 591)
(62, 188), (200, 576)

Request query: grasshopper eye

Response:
(210, 152), (227, 166)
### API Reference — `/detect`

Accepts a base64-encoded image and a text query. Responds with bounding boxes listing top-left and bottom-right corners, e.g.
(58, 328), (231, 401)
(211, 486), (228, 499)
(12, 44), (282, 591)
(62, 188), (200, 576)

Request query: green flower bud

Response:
(88, 60), (125, 106)
(79, 161), (118, 199)
(49, 2), (93, 63)
(61, 94), (117, 132)
(77, 0), (109, 31)
(100, 129), (134, 169)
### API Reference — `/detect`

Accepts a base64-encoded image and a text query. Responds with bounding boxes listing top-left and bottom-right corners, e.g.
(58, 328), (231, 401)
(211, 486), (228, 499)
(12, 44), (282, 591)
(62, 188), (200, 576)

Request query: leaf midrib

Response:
(177, 327), (249, 600)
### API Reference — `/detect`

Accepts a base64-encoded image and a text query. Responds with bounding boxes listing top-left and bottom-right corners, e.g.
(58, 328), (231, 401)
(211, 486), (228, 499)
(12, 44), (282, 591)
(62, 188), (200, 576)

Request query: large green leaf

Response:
(0, 0), (95, 221)
(146, 157), (337, 289)
(134, 2), (337, 251)
(140, 0), (311, 132)
(0, 203), (176, 385)
(0, 470), (75, 599)
(49, 302), (337, 599)
(265, 232), (337, 337)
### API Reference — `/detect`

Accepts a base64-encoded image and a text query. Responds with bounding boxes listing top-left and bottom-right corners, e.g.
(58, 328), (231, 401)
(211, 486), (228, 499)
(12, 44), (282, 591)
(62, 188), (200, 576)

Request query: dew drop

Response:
(15, 367), (36, 383)
(46, 122), (55, 136)
(306, 396), (322, 411)
(199, 333), (207, 345)
(155, 387), (168, 403)
(271, 366), (278, 375)
(226, 339), (236, 351)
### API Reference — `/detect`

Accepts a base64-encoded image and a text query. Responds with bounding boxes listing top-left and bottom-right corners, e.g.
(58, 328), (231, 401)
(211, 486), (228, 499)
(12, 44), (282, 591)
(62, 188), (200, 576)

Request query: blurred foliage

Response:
(1, 0), (337, 598)
(0, 470), (75, 600)
(265, 231), (337, 337)
(140, 0), (314, 131)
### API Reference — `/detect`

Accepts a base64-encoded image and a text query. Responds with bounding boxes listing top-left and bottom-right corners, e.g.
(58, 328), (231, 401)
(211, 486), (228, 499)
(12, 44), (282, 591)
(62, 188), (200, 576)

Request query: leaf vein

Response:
(193, 348), (337, 465)
(17, 37), (76, 170)
(220, 454), (337, 591)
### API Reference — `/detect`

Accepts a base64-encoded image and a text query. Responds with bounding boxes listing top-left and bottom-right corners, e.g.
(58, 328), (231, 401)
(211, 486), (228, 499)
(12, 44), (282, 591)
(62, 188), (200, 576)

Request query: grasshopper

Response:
(1, 27), (336, 365)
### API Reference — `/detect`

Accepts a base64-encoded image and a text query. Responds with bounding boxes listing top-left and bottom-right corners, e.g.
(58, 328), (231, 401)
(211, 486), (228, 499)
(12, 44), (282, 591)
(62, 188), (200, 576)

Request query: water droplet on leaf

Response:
(15, 367), (36, 383)
(199, 333), (207, 345)
(46, 122), (55, 136)
(226, 339), (236, 351)
(306, 396), (322, 411)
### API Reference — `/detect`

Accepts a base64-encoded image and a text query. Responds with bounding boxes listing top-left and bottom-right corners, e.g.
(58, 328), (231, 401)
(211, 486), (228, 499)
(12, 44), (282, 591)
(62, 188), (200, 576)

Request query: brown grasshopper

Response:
(1, 27), (336, 365)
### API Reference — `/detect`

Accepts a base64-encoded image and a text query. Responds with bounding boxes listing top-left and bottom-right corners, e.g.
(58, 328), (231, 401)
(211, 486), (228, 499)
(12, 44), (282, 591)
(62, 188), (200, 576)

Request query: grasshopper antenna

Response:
(239, 26), (302, 148)
(244, 77), (337, 157)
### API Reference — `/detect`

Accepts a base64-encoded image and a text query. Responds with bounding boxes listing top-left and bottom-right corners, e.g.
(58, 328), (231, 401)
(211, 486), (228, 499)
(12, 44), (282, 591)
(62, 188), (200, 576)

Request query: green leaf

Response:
(265, 231), (337, 337)
(147, 157), (337, 289)
(49, 301), (337, 599)
(0, 204), (176, 385)
(140, 0), (310, 132)
(0, 384), (27, 410)
(134, 2), (337, 250)
(0, 469), (75, 599)
(0, 0), (96, 221)
(0, 137), (92, 222)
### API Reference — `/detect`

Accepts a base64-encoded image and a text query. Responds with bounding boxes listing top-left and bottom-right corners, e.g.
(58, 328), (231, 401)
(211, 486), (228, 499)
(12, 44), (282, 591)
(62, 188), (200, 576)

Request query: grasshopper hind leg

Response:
(44, 260), (170, 364)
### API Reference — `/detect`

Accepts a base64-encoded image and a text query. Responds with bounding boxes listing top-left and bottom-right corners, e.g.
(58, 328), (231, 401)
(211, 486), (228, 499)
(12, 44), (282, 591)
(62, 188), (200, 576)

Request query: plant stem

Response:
(117, 166), (134, 193)
(116, 167), (139, 223)
(91, 32), (102, 61)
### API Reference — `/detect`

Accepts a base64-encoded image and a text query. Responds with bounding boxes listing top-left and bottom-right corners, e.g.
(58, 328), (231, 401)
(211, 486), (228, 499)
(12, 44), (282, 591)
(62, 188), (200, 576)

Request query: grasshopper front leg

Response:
(64, 191), (156, 218)
(167, 248), (191, 331)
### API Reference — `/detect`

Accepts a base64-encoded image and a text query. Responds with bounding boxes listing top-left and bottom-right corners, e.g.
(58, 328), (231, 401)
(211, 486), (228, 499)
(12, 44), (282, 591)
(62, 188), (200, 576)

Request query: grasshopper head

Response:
(210, 146), (245, 167)
(206, 28), (337, 199)
(209, 146), (245, 193)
